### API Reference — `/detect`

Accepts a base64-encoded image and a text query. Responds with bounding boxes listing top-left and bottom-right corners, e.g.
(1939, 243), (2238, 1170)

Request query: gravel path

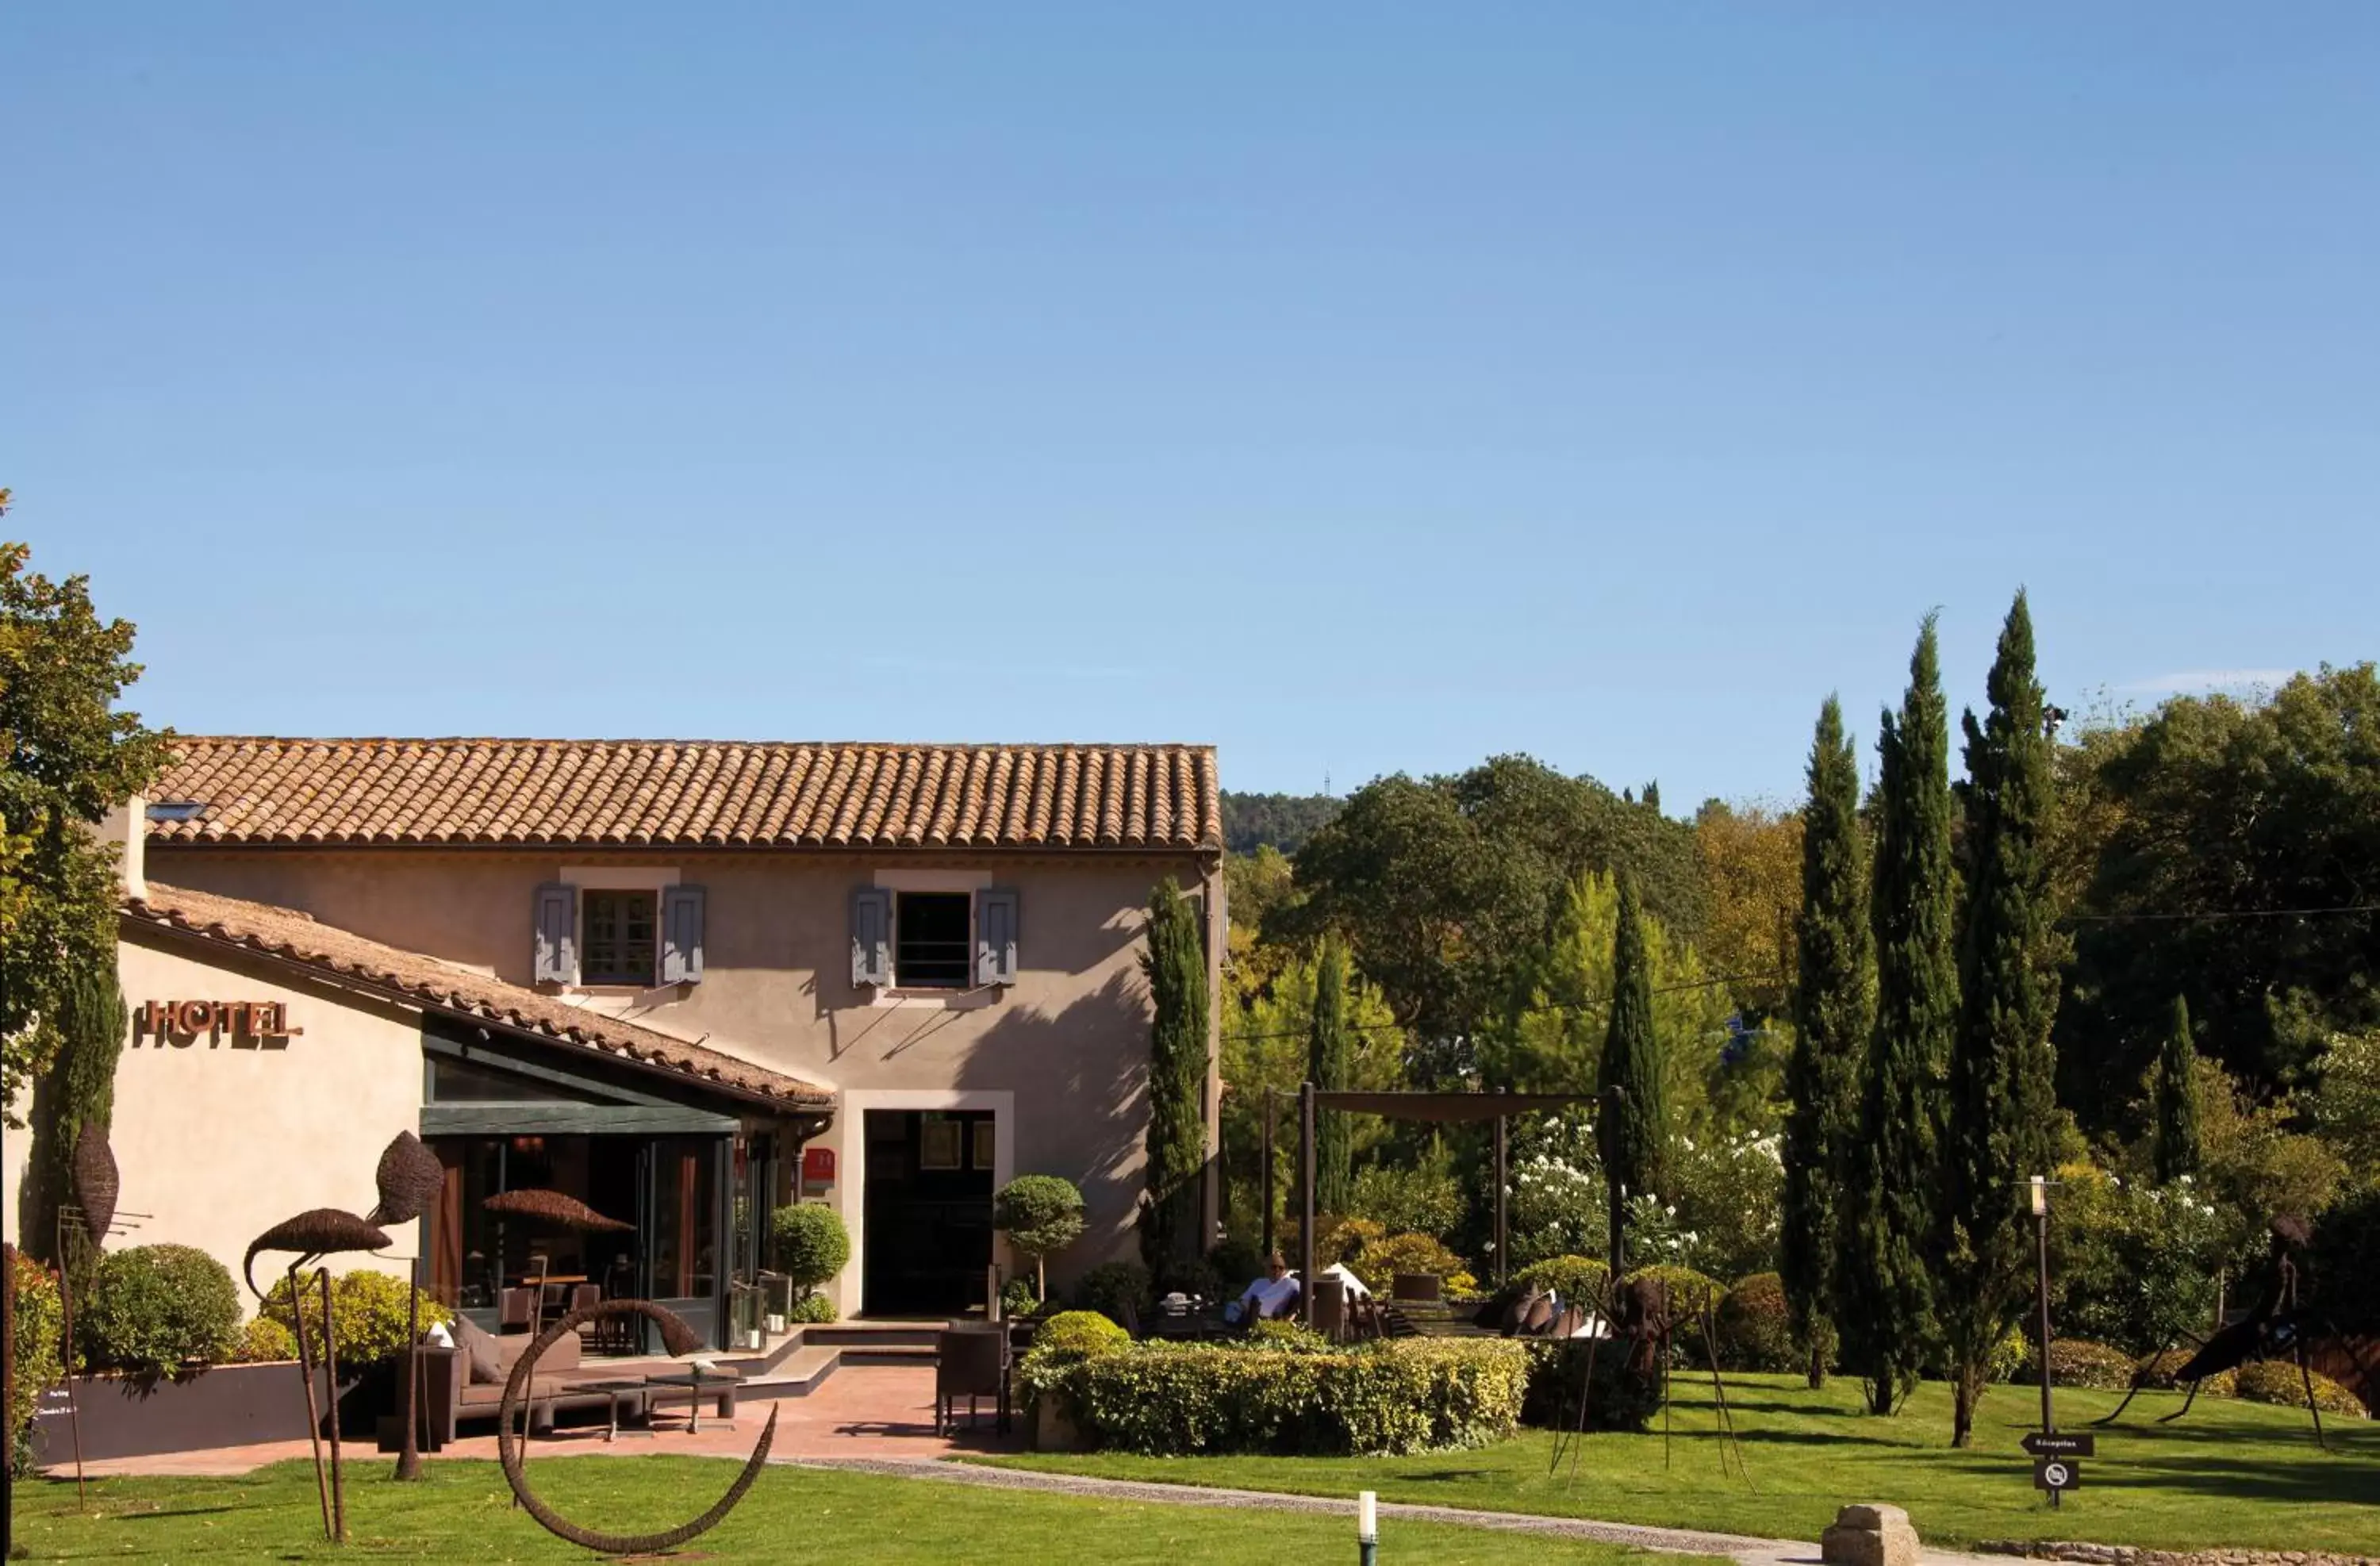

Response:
(785, 1454), (2011, 1566)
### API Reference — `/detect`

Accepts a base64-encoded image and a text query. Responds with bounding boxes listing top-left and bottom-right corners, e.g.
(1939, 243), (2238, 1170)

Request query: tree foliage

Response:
(2056, 664), (2380, 1122)
(2152, 996), (2203, 1185)
(0, 526), (174, 1123)
(1939, 591), (2059, 1446)
(1783, 697), (1870, 1388)
(25, 965), (128, 1268)
(1694, 799), (1804, 1015)
(994, 1175), (1087, 1300)
(1142, 877), (1211, 1271)
(1839, 619), (1956, 1414)
(1222, 792), (1342, 856)
(1284, 755), (1705, 1080)
(1597, 871), (1668, 1276)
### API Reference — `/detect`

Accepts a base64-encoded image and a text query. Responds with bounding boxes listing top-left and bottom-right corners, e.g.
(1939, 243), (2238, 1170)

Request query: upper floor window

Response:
(582, 890), (658, 986)
(893, 892), (972, 989)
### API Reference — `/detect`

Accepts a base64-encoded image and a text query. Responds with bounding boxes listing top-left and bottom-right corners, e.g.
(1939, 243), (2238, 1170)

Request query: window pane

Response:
(583, 889), (657, 985)
(895, 892), (971, 988)
(919, 1118), (963, 1171)
(970, 1120), (996, 1172)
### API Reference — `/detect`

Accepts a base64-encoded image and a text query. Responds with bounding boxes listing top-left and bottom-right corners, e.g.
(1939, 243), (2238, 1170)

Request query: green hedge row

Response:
(1027, 1338), (1529, 1456)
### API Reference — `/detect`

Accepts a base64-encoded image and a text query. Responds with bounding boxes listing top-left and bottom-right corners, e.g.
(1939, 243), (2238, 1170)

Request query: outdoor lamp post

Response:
(2030, 1174), (2059, 1509)
(1358, 1489), (1378, 1565)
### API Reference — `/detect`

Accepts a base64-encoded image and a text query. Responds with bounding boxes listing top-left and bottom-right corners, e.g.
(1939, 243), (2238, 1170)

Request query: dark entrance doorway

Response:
(862, 1109), (994, 1315)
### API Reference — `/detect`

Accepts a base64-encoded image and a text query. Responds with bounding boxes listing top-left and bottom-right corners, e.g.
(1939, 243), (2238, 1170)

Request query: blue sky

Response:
(7, 5), (2374, 808)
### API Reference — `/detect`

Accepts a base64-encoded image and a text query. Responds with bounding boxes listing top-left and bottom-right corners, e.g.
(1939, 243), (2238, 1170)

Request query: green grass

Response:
(7, 1457), (1713, 1564)
(981, 1372), (2380, 1555)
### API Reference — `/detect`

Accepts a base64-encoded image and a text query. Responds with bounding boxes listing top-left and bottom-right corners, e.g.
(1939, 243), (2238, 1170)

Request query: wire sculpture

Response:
(246, 1210), (394, 1543)
(363, 1132), (443, 1483)
(2094, 1221), (2375, 1452)
(496, 1299), (779, 1556)
(1547, 1273), (1748, 1483)
(71, 1125), (120, 1244)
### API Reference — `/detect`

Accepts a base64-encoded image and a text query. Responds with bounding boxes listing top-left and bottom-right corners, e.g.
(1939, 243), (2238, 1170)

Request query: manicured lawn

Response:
(6, 1457), (1710, 1564)
(984, 1372), (2380, 1554)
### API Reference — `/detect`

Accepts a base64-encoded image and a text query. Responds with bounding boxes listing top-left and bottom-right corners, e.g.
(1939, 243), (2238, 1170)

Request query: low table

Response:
(644, 1369), (741, 1434)
(565, 1379), (653, 1442)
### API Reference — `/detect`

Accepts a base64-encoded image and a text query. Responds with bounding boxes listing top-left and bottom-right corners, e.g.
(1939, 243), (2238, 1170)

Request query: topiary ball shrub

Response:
(77, 1244), (241, 1381)
(2130, 1346), (2236, 1397)
(1035, 1309), (1133, 1357)
(259, 1269), (451, 1364)
(232, 1315), (299, 1364)
(1620, 1264), (1724, 1320)
(1714, 1273), (1798, 1372)
(2233, 1361), (2368, 1417)
(1511, 1256), (1610, 1308)
(772, 1203), (851, 1299)
(2015, 1338), (2136, 1391)
(993, 1176), (1086, 1295)
(786, 1292), (838, 1325)
(9, 1250), (63, 1477)
(1076, 1261), (1154, 1326)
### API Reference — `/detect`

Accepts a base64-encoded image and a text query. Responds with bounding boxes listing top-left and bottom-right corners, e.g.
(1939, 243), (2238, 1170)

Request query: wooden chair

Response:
(498, 1288), (534, 1332)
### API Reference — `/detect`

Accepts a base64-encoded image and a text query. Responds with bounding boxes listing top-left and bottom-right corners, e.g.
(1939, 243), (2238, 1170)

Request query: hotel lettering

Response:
(132, 1000), (304, 1050)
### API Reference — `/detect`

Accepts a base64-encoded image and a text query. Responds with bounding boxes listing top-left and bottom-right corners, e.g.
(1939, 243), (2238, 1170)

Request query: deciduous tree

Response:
(1, 521), (173, 1124)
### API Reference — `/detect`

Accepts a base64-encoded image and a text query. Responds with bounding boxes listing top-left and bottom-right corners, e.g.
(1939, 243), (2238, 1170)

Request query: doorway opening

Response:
(862, 1108), (994, 1315)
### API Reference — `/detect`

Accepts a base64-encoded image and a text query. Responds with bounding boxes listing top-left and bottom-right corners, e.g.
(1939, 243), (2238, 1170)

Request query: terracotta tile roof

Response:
(124, 882), (831, 1109)
(145, 738), (1223, 852)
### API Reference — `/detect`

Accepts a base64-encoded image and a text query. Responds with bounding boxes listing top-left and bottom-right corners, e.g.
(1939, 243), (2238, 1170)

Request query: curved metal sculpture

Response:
(244, 1208), (393, 1299)
(244, 1208), (393, 1543)
(369, 1131), (444, 1226)
(497, 1299), (779, 1556)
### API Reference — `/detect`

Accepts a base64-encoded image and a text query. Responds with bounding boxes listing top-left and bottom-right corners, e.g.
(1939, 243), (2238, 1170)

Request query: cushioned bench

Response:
(420, 1332), (637, 1443)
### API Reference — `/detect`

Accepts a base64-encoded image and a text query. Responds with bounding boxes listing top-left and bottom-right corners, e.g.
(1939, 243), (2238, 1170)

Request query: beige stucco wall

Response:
(2, 929), (424, 1305)
(145, 846), (1222, 1311)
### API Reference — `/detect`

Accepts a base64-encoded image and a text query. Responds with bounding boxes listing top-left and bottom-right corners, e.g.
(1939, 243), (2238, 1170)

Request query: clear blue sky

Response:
(8, 5), (2374, 808)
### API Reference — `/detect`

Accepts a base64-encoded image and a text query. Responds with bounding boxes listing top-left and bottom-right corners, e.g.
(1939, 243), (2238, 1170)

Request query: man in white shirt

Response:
(1232, 1250), (1302, 1323)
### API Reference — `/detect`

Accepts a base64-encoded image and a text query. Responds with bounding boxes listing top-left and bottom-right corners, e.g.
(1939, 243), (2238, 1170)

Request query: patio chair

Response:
(1311, 1275), (1346, 1340)
(498, 1287), (534, 1332)
(935, 1325), (1010, 1436)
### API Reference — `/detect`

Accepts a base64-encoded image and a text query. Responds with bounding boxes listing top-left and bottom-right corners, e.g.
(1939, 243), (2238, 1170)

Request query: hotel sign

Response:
(132, 1000), (304, 1050)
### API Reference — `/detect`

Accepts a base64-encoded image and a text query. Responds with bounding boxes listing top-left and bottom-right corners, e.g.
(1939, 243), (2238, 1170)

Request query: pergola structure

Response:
(1263, 1085), (1599, 1326)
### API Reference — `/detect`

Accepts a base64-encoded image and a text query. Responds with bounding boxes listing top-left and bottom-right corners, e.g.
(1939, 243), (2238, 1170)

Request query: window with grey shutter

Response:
(850, 887), (892, 988)
(661, 884), (706, 985)
(976, 888), (1019, 988)
(533, 882), (578, 985)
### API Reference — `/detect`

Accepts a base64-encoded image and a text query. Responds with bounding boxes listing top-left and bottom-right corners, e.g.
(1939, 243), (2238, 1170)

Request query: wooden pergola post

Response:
(1261, 1089), (1276, 1260)
(1493, 1112), (1509, 1288)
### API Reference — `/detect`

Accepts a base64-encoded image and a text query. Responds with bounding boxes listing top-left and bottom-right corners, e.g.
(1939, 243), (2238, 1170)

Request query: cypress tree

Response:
(1597, 869), (1667, 1279)
(1309, 931), (1355, 1215)
(2152, 996), (2202, 1185)
(27, 960), (129, 1269)
(1840, 616), (1957, 1416)
(1783, 697), (1871, 1388)
(1141, 877), (1211, 1275)
(1941, 590), (2059, 1447)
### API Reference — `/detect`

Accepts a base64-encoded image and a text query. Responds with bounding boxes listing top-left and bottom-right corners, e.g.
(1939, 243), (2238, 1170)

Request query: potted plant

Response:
(992, 1176), (1084, 1316)
(771, 1203), (850, 1323)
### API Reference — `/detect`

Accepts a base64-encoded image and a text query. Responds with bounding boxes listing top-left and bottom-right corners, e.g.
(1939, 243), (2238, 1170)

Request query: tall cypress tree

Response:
(27, 960), (129, 1269)
(1141, 877), (1211, 1275)
(1310, 931), (1355, 1215)
(1940, 590), (2059, 1446)
(2152, 996), (2202, 1185)
(1783, 697), (1871, 1388)
(1840, 617), (1957, 1415)
(1598, 869), (1667, 1279)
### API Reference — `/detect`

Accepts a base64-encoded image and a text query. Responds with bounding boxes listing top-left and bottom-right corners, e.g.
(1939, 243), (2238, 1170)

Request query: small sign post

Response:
(2021, 1432), (2094, 1460)
(2033, 1458), (2082, 1494)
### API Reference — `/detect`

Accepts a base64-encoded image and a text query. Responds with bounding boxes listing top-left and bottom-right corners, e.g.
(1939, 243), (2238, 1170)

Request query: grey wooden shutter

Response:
(533, 882), (578, 985)
(661, 885), (706, 985)
(850, 887), (892, 987)
(976, 888), (1019, 987)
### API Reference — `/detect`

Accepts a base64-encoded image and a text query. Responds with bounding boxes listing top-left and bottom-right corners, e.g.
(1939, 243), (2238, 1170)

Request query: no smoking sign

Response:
(2033, 1457), (2082, 1491)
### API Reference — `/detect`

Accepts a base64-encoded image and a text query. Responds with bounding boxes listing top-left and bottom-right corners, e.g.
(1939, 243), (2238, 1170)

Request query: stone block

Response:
(1823, 1502), (1921, 1566)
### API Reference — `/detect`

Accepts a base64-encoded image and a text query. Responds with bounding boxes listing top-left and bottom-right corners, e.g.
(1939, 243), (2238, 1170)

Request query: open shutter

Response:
(976, 888), (1019, 988)
(533, 882), (578, 985)
(850, 887), (892, 988)
(661, 885), (706, 985)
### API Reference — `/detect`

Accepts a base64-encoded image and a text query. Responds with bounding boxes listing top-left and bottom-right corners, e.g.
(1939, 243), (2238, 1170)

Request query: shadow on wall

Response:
(954, 970), (1151, 1273)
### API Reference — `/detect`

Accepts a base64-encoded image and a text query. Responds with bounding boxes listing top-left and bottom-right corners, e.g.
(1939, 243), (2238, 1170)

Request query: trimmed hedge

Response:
(1031, 1338), (1528, 1456)
(232, 1315), (299, 1364)
(1621, 1265), (1723, 1319)
(772, 1203), (850, 1296)
(77, 1245), (241, 1380)
(2233, 1361), (2368, 1418)
(1035, 1310), (1131, 1357)
(1522, 1338), (1664, 1434)
(2017, 1338), (2136, 1391)
(1714, 1273), (1797, 1372)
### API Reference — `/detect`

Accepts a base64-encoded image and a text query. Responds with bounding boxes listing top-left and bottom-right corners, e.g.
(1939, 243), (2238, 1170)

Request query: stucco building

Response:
(7, 738), (1224, 1345)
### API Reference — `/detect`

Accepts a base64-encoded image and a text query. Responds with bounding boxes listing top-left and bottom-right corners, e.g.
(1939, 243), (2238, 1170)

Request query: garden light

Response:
(1359, 1489), (1378, 1564)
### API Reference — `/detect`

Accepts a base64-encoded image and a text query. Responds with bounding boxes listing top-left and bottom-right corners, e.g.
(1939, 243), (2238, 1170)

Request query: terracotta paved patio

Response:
(49, 1364), (1017, 1480)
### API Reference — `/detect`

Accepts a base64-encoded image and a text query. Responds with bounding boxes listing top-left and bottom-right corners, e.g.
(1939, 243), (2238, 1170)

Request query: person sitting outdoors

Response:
(1225, 1251), (1302, 1324)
